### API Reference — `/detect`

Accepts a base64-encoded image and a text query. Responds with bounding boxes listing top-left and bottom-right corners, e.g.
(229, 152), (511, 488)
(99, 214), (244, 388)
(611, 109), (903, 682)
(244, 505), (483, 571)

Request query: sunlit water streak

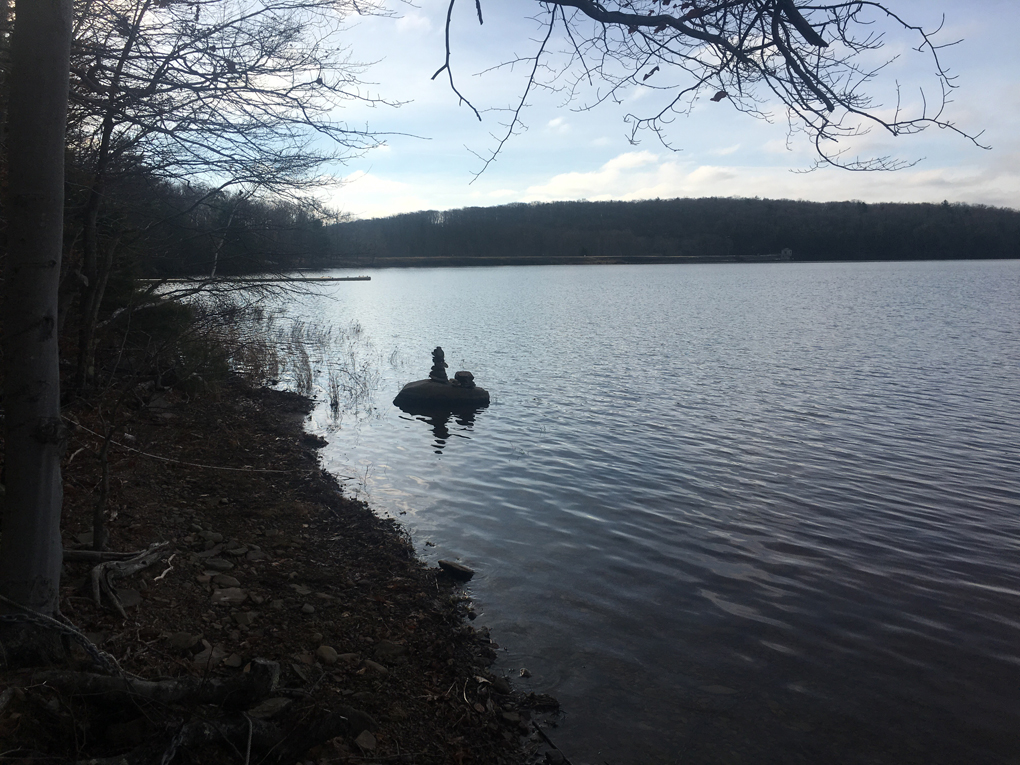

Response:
(289, 260), (1019, 764)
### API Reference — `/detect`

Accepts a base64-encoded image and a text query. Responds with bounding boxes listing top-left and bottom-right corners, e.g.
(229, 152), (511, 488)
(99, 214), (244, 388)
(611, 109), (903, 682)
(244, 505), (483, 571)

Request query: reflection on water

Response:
(300, 260), (1020, 765)
(396, 406), (484, 454)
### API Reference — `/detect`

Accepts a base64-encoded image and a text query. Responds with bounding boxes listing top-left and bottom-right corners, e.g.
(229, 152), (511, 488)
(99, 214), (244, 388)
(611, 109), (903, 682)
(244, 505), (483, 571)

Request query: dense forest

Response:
(112, 194), (1020, 278)
(329, 198), (1020, 268)
(98, 178), (343, 279)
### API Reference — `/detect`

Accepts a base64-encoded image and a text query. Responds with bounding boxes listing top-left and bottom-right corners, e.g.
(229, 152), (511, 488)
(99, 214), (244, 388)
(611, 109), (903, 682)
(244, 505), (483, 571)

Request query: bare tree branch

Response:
(431, 0), (483, 120)
(438, 0), (988, 174)
(468, 4), (560, 181)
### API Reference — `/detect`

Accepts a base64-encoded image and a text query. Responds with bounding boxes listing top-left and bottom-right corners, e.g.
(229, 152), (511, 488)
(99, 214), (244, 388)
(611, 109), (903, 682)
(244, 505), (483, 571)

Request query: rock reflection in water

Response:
(396, 405), (483, 454)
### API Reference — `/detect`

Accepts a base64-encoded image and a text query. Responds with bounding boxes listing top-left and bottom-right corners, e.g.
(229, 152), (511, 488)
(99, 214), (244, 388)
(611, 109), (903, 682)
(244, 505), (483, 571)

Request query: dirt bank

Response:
(0, 379), (559, 764)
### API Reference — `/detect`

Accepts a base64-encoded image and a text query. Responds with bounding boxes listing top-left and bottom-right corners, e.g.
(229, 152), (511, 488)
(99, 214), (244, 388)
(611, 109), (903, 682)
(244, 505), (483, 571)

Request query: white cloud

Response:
(603, 151), (658, 170)
(711, 143), (741, 156)
(395, 12), (432, 35)
(323, 171), (433, 219)
(625, 85), (652, 104)
(523, 151), (659, 200)
(687, 165), (737, 184)
(517, 145), (1020, 212)
(546, 117), (570, 134)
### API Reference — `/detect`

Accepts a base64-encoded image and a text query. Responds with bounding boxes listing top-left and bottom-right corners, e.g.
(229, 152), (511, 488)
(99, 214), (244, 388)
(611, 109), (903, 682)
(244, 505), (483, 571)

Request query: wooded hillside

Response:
(329, 198), (1020, 267)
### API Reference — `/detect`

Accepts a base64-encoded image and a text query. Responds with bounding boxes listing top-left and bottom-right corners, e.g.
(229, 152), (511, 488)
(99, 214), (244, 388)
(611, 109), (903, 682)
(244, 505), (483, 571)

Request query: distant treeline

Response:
(132, 185), (340, 278)
(329, 198), (1020, 267)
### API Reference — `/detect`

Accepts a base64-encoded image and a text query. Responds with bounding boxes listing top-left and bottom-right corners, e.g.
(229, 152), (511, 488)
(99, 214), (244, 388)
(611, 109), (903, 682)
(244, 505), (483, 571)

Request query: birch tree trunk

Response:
(0, 0), (73, 637)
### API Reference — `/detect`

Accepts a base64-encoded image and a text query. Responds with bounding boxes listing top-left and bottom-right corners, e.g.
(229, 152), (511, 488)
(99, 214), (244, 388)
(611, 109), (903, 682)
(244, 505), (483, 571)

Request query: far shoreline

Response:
(166, 254), (1020, 281)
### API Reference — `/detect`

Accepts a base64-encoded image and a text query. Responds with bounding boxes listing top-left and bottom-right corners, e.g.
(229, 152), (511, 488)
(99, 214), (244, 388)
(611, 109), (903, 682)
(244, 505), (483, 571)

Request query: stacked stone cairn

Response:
(393, 346), (489, 408)
(428, 346), (449, 382)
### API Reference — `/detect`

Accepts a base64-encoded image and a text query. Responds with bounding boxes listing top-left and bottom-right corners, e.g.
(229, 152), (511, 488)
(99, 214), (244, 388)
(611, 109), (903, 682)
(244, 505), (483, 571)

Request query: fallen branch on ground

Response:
(33, 657), (281, 708)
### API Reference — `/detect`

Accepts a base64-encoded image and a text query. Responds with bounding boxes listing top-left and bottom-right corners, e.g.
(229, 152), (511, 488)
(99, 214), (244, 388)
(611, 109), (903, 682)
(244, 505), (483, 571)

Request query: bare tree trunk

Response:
(209, 204), (237, 279)
(74, 123), (113, 391)
(75, 232), (116, 390)
(0, 0), (73, 644)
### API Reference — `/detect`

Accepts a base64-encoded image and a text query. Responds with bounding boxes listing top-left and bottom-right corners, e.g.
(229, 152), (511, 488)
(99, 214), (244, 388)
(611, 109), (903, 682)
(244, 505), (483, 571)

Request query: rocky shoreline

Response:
(0, 379), (560, 764)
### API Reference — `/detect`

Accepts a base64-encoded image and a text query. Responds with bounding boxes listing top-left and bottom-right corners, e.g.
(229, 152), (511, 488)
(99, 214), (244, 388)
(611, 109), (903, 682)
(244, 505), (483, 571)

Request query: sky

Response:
(319, 0), (1020, 219)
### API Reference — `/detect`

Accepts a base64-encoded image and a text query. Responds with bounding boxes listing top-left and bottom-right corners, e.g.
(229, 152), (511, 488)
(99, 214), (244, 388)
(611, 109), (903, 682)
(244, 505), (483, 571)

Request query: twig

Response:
(244, 713), (253, 765)
(533, 722), (574, 765)
(154, 554), (176, 582)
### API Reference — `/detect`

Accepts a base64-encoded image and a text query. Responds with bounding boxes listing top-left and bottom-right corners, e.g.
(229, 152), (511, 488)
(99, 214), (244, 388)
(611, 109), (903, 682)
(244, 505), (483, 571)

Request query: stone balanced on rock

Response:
(428, 346), (449, 382)
(393, 348), (489, 410)
(453, 371), (475, 388)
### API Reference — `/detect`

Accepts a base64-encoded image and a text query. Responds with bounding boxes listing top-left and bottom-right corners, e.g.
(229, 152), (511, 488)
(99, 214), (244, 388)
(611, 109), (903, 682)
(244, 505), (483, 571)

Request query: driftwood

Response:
(89, 542), (169, 617)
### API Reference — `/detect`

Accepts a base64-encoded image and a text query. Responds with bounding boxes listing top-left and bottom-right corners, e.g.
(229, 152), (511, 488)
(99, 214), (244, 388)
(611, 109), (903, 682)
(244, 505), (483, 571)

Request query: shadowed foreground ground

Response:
(0, 380), (558, 764)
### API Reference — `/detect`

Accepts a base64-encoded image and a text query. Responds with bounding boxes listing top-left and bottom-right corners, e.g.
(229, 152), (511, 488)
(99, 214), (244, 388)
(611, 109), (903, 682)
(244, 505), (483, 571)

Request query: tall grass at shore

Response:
(195, 296), (379, 423)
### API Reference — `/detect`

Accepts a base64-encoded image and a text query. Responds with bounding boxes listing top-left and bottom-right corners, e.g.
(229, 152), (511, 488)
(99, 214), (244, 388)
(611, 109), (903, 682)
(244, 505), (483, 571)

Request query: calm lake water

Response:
(292, 260), (1019, 765)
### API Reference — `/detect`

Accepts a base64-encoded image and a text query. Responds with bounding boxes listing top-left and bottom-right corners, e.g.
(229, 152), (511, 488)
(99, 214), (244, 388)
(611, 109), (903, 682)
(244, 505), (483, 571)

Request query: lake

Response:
(289, 260), (1020, 764)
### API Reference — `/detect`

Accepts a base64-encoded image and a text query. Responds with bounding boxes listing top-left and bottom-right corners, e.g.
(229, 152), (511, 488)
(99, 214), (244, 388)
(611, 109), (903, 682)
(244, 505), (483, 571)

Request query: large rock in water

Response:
(393, 379), (489, 411)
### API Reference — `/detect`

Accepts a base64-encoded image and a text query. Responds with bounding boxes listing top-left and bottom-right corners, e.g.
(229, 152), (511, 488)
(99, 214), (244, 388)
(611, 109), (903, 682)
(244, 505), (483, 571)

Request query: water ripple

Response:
(304, 260), (1020, 765)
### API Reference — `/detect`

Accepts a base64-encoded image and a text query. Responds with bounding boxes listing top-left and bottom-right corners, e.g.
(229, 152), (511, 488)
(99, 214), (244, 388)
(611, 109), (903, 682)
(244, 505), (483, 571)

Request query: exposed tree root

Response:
(89, 542), (170, 617)
(63, 548), (149, 563)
